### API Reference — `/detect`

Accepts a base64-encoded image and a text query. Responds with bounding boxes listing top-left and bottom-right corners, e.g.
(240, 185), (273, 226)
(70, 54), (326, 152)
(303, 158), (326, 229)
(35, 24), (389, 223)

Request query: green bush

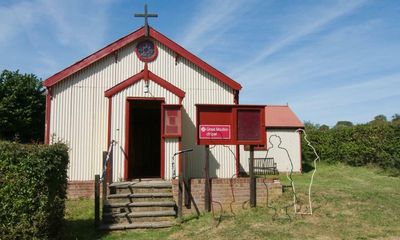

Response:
(0, 141), (69, 240)
(302, 121), (400, 175)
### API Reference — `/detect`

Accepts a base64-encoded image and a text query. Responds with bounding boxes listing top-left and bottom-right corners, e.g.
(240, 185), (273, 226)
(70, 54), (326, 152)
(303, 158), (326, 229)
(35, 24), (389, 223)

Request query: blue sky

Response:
(1, 0), (399, 126)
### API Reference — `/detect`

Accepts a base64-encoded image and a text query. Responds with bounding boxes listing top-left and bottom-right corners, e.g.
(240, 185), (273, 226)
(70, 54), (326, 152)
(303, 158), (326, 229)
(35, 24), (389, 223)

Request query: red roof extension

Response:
(43, 27), (242, 91)
(265, 105), (304, 128)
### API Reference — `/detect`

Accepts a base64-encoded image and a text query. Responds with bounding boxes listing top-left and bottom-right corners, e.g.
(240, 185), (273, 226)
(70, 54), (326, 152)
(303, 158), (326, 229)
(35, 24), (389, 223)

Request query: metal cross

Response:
(134, 4), (158, 37)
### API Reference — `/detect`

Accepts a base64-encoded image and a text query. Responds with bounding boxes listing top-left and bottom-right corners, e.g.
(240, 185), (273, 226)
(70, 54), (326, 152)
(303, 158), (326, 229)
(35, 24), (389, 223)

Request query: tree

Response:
(392, 114), (400, 125)
(369, 114), (388, 125)
(335, 121), (353, 128)
(303, 121), (320, 130)
(373, 114), (387, 122)
(319, 124), (330, 131)
(0, 70), (45, 142)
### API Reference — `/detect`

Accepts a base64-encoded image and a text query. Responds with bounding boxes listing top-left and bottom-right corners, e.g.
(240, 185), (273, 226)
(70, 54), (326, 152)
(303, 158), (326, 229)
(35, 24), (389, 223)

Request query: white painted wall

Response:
(239, 129), (302, 174)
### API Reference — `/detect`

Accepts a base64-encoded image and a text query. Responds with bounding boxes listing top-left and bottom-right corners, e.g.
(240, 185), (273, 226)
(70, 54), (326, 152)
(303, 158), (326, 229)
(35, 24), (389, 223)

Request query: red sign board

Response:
(196, 104), (266, 145)
(199, 125), (231, 139)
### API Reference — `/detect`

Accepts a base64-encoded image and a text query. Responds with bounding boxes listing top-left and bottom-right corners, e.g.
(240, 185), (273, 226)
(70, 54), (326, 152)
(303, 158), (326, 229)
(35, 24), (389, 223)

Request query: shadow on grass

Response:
(302, 162), (315, 173)
(63, 219), (108, 240)
(180, 214), (201, 224)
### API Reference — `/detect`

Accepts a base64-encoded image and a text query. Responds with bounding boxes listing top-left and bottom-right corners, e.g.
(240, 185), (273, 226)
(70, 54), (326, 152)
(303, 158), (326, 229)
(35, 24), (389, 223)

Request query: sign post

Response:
(249, 145), (256, 207)
(204, 145), (211, 212)
(196, 104), (266, 211)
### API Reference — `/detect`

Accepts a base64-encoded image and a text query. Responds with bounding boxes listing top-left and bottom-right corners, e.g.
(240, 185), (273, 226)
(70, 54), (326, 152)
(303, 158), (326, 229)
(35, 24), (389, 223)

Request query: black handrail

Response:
(95, 140), (115, 228)
(173, 148), (193, 222)
(101, 140), (116, 182)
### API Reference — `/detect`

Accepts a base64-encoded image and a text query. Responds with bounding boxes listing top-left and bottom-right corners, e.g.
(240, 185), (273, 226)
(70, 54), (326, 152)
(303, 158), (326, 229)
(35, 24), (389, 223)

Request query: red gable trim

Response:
(44, 27), (145, 87)
(149, 29), (242, 91)
(148, 72), (185, 98)
(43, 27), (242, 91)
(104, 68), (185, 99)
(104, 71), (144, 97)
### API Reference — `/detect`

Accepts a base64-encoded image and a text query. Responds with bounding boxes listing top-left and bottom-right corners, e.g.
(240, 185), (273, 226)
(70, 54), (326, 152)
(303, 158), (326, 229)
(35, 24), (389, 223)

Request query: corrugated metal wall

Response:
(150, 43), (237, 178)
(239, 129), (302, 173)
(50, 38), (236, 181)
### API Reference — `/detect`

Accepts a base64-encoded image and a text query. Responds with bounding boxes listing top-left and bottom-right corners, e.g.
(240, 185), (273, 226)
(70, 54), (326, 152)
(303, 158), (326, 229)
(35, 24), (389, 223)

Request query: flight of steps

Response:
(100, 180), (177, 230)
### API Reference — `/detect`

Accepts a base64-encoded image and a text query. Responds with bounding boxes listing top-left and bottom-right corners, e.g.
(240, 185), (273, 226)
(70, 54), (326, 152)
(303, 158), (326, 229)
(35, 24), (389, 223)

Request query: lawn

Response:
(64, 162), (400, 239)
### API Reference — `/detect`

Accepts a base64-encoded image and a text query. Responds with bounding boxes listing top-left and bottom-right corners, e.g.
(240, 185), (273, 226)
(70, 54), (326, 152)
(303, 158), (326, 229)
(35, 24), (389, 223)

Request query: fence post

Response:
(178, 173), (183, 222)
(94, 174), (100, 227)
(249, 145), (256, 207)
(204, 145), (211, 212)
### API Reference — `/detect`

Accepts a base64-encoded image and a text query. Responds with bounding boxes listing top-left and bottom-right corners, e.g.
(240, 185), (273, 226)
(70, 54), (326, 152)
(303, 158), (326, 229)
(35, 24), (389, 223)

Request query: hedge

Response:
(302, 122), (400, 175)
(0, 141), (69, 240)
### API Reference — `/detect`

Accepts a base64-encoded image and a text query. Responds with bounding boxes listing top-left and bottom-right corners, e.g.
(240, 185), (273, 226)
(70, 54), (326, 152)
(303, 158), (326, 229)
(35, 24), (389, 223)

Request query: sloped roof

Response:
(43, 27), (242, 90)
(265, 105), (304, 128)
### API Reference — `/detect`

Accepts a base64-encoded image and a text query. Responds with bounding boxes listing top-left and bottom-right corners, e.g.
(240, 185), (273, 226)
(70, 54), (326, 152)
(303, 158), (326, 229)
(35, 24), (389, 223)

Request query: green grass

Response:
(64, 162), (400, 239)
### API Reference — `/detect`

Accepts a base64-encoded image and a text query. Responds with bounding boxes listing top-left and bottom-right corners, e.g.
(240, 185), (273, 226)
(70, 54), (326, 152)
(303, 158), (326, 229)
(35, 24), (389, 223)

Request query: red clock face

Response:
(136, 40), (158, 62)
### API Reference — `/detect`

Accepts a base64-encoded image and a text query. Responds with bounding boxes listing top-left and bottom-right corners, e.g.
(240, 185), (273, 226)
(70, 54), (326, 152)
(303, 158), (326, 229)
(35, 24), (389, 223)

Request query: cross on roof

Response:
(134, 4), (158, 37)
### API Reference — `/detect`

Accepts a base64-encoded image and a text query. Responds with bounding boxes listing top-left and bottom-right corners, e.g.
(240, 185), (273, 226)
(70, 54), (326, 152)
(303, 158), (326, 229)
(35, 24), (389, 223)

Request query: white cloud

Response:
(179, 0), (259, 54)
(295, 73), (400, 109)
(38, 0), (112, 52)
(232, 0), (368, 77)
(0, 0), (113, 77)
(0, 1), (38, 44)
(285, 72), (400, 125)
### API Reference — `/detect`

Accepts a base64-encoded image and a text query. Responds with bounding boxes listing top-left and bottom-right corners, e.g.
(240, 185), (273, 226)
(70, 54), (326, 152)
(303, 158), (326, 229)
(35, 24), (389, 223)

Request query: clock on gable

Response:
(135, 39), (158, 62)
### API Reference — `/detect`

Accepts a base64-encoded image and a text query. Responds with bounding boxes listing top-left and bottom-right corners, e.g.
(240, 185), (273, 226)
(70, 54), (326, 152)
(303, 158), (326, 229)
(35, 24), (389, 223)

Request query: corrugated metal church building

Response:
(43, 25), (303, 196)
(44, 26), (242, 182)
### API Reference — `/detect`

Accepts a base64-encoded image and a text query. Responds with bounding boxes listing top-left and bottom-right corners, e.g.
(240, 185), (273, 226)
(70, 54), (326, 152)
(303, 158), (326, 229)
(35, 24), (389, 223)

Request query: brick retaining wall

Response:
(67, 177), (283, 212)
(67, 180), (96, 199)
(172, 177), (282, 215)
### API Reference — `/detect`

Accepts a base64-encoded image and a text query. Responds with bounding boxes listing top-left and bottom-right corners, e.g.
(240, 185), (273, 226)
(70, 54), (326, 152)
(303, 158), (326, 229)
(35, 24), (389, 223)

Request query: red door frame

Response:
(124, 97), (165, 180)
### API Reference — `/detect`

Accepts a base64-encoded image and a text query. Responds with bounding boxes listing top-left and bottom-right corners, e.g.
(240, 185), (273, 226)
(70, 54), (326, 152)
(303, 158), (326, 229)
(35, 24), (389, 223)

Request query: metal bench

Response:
(251, 157), (278, 175)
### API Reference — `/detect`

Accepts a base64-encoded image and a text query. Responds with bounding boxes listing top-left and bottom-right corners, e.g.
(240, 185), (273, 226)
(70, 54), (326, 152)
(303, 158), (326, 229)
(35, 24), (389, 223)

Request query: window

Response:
(163, 105), (182, 137)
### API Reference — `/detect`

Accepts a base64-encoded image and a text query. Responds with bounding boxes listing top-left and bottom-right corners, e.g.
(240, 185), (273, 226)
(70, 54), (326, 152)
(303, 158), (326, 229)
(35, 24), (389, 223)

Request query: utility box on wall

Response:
(196, 104), (266, 146)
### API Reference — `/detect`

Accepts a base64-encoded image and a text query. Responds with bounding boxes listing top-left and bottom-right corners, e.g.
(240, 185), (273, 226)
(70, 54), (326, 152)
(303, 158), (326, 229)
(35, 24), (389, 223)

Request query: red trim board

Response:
(44, 88), (52, 144)
(43, 27), (241, 91)
(104, 69), (185, 99)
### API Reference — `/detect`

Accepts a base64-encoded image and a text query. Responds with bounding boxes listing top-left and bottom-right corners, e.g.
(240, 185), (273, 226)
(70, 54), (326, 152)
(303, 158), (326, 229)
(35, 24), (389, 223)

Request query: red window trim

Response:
(162, 104), (182, 138)
(134, 39), (159, 63)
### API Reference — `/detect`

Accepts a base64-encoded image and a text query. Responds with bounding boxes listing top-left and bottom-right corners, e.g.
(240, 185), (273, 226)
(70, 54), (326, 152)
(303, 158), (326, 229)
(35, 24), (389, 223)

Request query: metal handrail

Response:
(100, 140), (116, 182)
(172, 148), (193, 222)
(171, 148), (193, 179)
(95, 140), (116, 228)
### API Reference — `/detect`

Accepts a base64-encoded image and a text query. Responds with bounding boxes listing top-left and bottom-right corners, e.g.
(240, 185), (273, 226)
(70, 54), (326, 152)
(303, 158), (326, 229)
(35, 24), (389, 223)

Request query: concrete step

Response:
(109, 181), (173, 194)
(99, 221), (174, 230)
(113, 187), (172, 194)
(104, 180), (176, 227)
(108, 192), (173, 199)
(104, 201), (176, 208)
(104, 210), (176, 218)
(105, 205), (175, 214)
(103, 201), (176, 214)
(103, 210), (176, 224)
(103, 215), (175, 224)
(109, 181), (172, 188)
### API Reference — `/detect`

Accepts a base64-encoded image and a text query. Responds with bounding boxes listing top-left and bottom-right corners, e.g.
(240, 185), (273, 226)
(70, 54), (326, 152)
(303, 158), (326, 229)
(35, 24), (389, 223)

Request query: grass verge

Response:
(64, 162), (400, 239)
